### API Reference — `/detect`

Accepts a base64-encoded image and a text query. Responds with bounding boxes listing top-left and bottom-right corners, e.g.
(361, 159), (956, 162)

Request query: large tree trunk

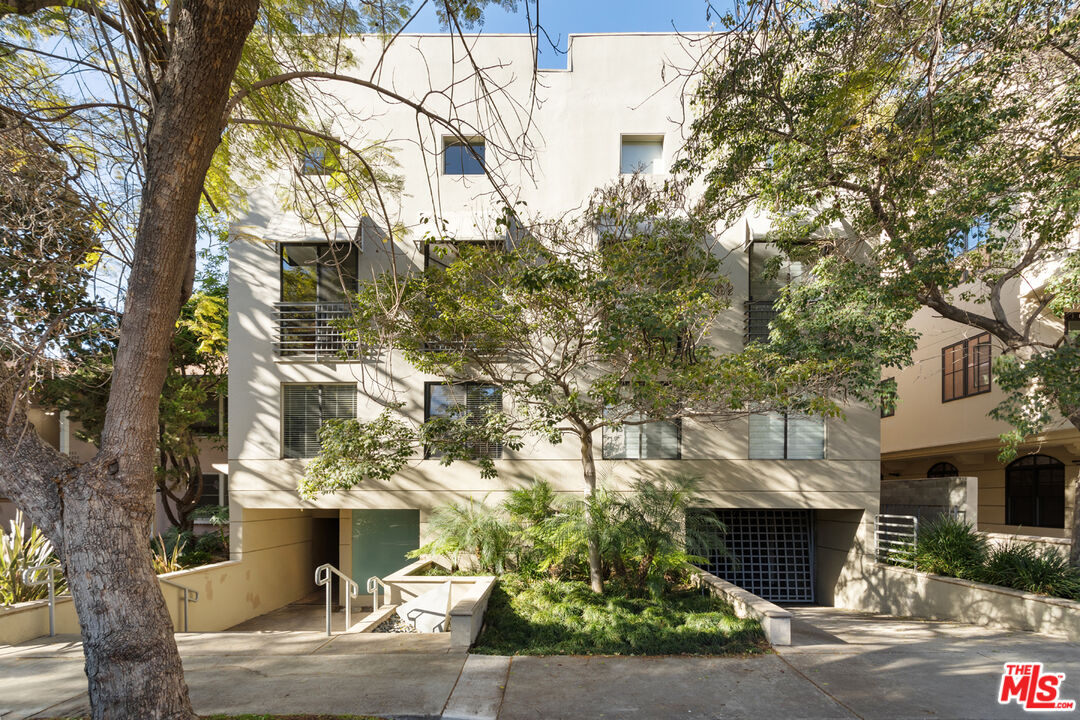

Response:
(0, 2), (258, 718)
(577, 430), (604, 593)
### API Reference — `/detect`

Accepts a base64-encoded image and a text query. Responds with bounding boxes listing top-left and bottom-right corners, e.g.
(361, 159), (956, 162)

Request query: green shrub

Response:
(409, 496), (517, 574)
(978, 543), (1080, 599)
(195, 531), (226, 556)
(913, 515), (987, 579)
(1, 511), (65, 605)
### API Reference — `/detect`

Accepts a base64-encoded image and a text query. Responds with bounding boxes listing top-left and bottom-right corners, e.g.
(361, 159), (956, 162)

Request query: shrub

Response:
(978, 543), (1080, 600)
(912, 515), (987, 579)
(152, 533), (187, 574)
(1, 511), (65, 605)
(410, 496), (517, 574)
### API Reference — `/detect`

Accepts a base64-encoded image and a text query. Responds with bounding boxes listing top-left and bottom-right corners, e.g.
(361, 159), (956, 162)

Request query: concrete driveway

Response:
(0, 607), (1077, 719)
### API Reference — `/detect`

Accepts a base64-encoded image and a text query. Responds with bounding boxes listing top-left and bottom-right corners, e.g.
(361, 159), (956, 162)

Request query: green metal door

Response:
(351, 509), (420, 583)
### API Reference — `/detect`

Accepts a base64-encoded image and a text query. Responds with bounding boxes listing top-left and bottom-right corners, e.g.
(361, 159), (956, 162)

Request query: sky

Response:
(406, 1), (722, 68)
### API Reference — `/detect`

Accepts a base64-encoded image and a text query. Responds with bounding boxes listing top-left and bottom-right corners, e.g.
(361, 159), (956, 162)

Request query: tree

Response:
(0, 1), (540, 716)
(678, 0), (1080, 561)
(40, 274), (228, 532)
(299, 177), (848, 592)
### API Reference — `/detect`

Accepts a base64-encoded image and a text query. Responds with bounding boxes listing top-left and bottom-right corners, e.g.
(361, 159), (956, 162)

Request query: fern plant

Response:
(1, 511), (65, 605)
(410, 496), (517, 574)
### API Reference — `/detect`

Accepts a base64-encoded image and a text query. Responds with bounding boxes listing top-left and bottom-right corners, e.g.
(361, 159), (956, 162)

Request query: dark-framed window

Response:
(280, 242), (359, 303)
(422, 238), (505, 271)
(1066, 312), (1080, 339)
(191, 392), (226, 436)
(942, 333), (992, 402)
(1006, 454), (1065, 528)
(926, 461), (959, 478)
(748, 412), (825, 460)
(282, 384), (357, 459)
(443, 139), (485, 175)
(196, 473), (227, 508)
(602, 413), (680, 460)
(878, 378), (897, 418)
(424, 382), (503, 458)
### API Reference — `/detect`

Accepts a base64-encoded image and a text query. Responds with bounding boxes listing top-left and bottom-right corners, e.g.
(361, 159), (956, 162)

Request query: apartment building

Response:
(881, 268), (1079, 547)
(228, 33), (881, 606)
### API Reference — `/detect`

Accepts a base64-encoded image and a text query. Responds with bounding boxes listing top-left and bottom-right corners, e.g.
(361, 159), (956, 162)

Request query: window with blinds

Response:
(748, 412), (825, 460)
(602, 413), (680, 459)
(424, 382), (503, 458)
(941, 333), (992, 402)
(282, 384), (357, 459)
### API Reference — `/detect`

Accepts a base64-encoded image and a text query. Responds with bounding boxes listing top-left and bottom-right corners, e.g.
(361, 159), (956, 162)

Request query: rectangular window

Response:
(443, 139), (485, 175)
(280, 243), (359, 303)
(1065, 312), (1080, 339)
(196, 473), (223, 508)
(620, 135), (664, 174)
(191, 392), (225, 435)
(423, 238), (505, 271)
(602, 413), (680, 459)
(299, 145), (339, 175)
(282, 384), (357, 459)
(748, 413), (825, 460)
(941, 333), (992, 402)
(424, 382), (503, 458)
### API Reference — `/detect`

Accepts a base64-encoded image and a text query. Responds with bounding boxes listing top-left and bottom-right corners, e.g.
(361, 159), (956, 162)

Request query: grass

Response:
(471, 574), (768, 656)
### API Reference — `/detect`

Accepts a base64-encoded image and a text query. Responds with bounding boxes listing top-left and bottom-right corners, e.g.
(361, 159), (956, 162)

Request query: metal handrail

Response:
(315, 563), (359, 636)
(367, 575), (391, 612)
(21, 564), (61, 637)
(159, 578), (199, 632)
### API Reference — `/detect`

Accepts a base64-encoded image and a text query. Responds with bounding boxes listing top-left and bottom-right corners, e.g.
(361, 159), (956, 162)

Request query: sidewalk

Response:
(1, 608), (1077, 719)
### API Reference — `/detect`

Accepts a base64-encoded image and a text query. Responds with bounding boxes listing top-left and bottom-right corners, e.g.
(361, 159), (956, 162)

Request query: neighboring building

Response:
(228, 33), (880, 606)
(881, 265), (1079, 547)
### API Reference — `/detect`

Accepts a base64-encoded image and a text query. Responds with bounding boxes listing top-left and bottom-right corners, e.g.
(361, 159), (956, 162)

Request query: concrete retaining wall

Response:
(449, 576), (497, 650)
(880, 476), (978, 525)
(849, 562), (1080, 640)
(688, 566), (790, 645)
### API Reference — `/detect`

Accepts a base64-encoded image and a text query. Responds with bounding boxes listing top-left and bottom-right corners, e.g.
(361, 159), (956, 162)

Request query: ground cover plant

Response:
(471, 574), (766, 656)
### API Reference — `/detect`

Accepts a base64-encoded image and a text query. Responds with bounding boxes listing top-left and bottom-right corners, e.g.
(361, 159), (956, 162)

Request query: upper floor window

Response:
(602, 413), (680, 460)
(423, 237), (505, 271)
(282, 384), (357, 459)
(191, 392), (227, 436)
(280, 243), (359, 304)
(299, 144), (339, 175)
(941, 333), (992, 402)
(443, 138), (485, 175)
(1065, 312), (1080, 339)
(1006, 454), (1065, 528)
(424, 382), (503, 458)
(748, 412), (825, 460)
(195, 473), (228, 509)
(745, 241), (806, 344)
(926, 461), (959, 478)
(620, 135), (664, 174)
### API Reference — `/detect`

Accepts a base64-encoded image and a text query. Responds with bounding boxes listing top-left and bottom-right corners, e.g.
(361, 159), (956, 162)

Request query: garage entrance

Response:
(698, 509), (815, 603)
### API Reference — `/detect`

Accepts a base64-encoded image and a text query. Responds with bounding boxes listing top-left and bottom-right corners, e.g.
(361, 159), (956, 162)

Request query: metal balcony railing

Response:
(274, 302), (359, 360)
(744, 300), (778, 345)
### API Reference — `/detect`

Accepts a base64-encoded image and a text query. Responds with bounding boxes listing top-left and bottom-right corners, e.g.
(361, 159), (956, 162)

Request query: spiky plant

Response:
(1, 511), (65, 605)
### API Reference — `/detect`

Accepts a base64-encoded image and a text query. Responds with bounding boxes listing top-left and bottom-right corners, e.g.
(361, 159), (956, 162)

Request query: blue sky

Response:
(407, 1), (721, 68)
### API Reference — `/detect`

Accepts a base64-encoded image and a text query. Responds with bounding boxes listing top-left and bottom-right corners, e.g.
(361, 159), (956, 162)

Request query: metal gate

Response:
(697, 509), (815, 603)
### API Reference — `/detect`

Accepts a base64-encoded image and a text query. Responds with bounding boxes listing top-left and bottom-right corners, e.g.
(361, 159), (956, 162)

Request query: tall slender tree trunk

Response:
(1067, 409), (1080, 566)
(578, 429), (604, 593)
(0, 2), (258, 718)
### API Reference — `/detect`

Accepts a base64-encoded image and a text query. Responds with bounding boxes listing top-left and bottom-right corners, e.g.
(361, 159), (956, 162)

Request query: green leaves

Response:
(298, 410), (416, 499)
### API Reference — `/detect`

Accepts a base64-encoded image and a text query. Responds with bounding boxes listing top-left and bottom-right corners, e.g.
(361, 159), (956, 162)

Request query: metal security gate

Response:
(697, 509), (815, 603)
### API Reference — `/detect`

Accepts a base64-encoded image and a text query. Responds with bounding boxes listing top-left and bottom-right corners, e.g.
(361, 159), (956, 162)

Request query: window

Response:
(443, 139), (485, 175)
(954, 217), (989, 254)
(620, 135), (664, 174)
(1006, 454), (1065, 528)
(424, 383), (503, 458)
(282, 384), (357, 459)
(926, 462), (959, 478)
(1065, 312), (1080, 339)
(196, 473), (227, 508)
(299, 145), (338, 175)
(746, 242), (806, 344)
(423, 238), (504, 271)
(191, 392), (226, 435)
(941, 333), (992, 402)
(878, 378), (897, 418)
(280, 243), (359, 303)
(602, 413), (680, 459)
(748, 413), (825, 460)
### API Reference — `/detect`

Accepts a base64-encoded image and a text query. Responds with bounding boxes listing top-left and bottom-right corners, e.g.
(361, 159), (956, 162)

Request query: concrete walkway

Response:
(1, 607), (1077, 719)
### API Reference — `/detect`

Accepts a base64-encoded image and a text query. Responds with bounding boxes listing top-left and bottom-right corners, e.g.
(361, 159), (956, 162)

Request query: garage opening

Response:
(695, 508), (815, 603)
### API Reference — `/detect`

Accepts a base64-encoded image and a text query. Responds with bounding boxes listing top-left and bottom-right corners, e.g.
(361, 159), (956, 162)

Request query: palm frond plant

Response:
(1, 511), (66, 605)
(411, 495), (517, 574)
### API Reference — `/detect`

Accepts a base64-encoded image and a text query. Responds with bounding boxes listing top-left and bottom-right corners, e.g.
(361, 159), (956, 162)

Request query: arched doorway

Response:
(1005, 454), (1065, 528)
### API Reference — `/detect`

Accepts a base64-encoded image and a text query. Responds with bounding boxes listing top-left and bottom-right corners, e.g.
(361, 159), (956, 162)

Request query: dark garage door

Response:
(697, 508), (815, 603)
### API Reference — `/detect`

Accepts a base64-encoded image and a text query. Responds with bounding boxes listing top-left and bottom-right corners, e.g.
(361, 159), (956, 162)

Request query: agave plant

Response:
(1, 511), (65, 605)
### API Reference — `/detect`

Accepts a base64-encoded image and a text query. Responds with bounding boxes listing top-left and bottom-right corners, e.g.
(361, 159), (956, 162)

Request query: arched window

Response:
(1006, 455), (1065, 528)
(927, 462), (959, 478)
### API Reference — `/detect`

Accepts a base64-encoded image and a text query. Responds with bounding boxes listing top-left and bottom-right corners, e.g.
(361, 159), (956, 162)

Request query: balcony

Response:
(273, 302), (360, 361)
(744, 300), (778, 345)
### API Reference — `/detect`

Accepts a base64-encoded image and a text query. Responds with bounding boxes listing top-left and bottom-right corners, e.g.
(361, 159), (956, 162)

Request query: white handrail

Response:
(366, 575), (391, 612)
(159, 578), (199, 632)
(315, 563), (359, 636)
(21, 564), (61, 636)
